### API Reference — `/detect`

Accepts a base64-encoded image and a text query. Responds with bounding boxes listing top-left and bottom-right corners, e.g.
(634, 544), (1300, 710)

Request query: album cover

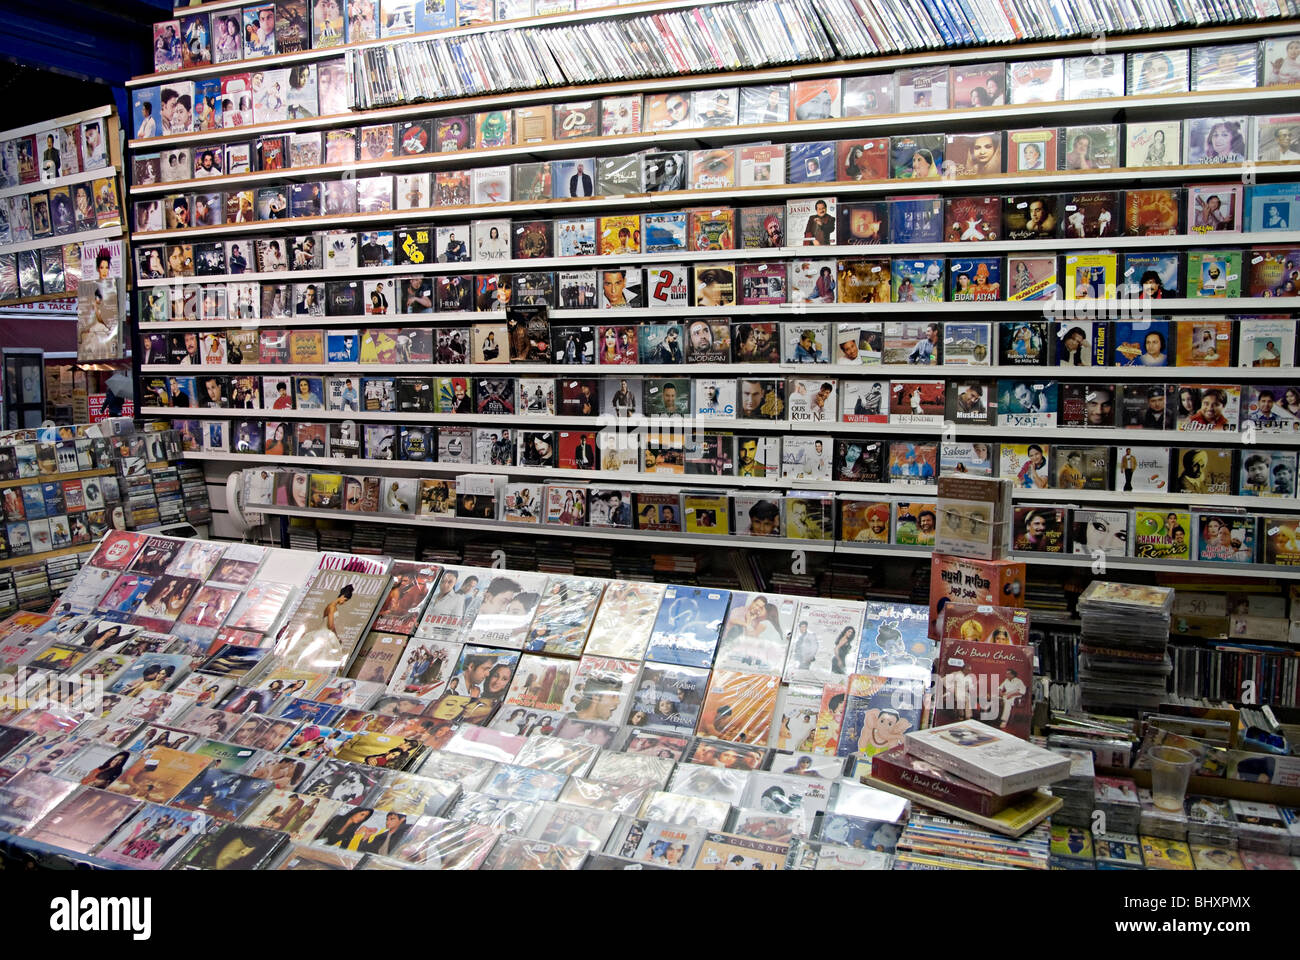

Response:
(1112, 444), (1175, 494)
(888, 196), (943, 243)
(690, 148), (737, 189)
(1175, 444), (1232, 494)
(1003, 195), (1057, 240)
(833, 323), (882, 367)
(1064, 253), (1117, 300)
(882, 321), (942, 365)
(1185, 250), (1243, 297)
(890, 260), (945, 304)
(1006, 128), (1057, 173)
(1134, 509), (1192, 560)
(1196, 513), (1257, 563)
(1241, 383), (1300, 432)
(1008, 59), (1064, 103)
(1240, 449), (1297, 498)
(998, 321), (1049, 366)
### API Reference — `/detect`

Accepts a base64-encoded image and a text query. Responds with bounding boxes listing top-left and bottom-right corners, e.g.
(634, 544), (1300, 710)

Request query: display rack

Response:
(0, 105), (126, 305)
(127, 8), (1300, 581)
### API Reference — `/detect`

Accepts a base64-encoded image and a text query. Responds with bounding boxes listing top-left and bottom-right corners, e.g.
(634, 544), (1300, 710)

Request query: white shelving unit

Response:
(132, 8), (1300, 581)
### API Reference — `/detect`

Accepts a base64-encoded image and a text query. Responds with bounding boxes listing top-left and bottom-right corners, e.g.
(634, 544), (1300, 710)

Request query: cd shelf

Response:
(132, 362), (1299, 379)
(124, 13), (1294, 113)
(0, 105), (113, 144)
(178, 447), (1300, 502)
(0, 164), (114, 202)
(126, 92), (1300, 191)
(0, 542), (95, 572)
(135, 0), (756, 89)
(0, 466), (113, 489)
(127, 298), (1300, 326)
(129, 11), (1300, 569)
(258, 501), (843, 552)
(178, 448), (911, 492)
(3, 226), (123, 257)
(240, 499), (1296, 578)
(128, 186), (1300, 245)
(130, 232), (1300, 280)
(156, 411), (1300, 447)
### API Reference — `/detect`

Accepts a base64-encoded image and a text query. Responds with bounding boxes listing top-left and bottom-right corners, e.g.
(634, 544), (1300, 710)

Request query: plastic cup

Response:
(1149, 746), (1196, 812)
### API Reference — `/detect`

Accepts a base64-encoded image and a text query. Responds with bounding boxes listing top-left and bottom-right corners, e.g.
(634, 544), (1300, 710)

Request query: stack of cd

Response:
(935, 475), (1013, 560)
(1186, 796), (1238, 848)
(822, 564), (877, 601)
(536, 541), (578, 575)
(1023, 575), (1073, 615)
(13, 558), (49, 608)
(421, 546), (463, 565)
(464, 538), (535, 570)
(45, 554), (82, 597)
(382, 527), (418, 560)
(1048, 748), (1096, 827)
(287, 526), (320, 552)
(179, 466), (211, 524)
(612, 553), (656, 583)
(1138, 787), (1189, 840)
(571, 543), (615, 579)
(1076, 581), (1174, 714)
(151, 464), (185, 525)
(1094, 775), (1142, 835)
(1230, 800), (1294, 854)
(0, 570), (16, 616)
(326, 527), (366, 554)
(768, 570), (818, 596)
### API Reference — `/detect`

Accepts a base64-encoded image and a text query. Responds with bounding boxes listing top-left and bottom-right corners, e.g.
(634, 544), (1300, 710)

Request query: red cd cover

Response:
(1124, 188), (1181, 236)
(944, 196), (1002, 242)
(557, 431), (599, 470)
(933, 638), (1033, 739)
(835, 138), (889, 181)
(928, 554), (1027, 640)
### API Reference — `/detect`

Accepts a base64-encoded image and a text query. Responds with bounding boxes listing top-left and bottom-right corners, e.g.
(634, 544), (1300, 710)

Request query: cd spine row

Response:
(349, 0), (1297, 109)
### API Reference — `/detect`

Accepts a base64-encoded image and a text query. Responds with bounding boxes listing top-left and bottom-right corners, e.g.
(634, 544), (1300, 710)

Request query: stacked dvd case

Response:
(1076, 581), (1175, 713)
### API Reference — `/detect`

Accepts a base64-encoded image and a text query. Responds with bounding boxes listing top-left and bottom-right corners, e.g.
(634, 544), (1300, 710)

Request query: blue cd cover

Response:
(948, 258), (1001, 302)
(888, 197), (943, 244)
(416, 0), (458, 32)
(1120, 252), (1179, 298)
(1112, 320), (1171, 367)
(787, 141), (836, 183)
(643, 212), (687, 253)
(327, 330), (359, 362)
(1245, 183), (1300, 231)
(855, 601), (934, 681)
(644, 585), (732, 668)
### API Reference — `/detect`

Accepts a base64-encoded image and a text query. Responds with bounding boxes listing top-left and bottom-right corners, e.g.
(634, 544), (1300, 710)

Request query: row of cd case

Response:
(132, 113), (1300, 228)
(133, 244), (1299, 320)
(132, 151), (1297, 255)
(138, 34), (1300, 133)
(140, 316), (1300, 372)
(152, 367), (1300, 437)
(241, 465), (1295, 565)
(134, 183), (1300, 299)
(183, 411), (1299, 501)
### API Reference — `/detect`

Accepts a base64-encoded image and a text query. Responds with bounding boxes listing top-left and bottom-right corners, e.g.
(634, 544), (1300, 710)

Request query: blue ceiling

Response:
(0, 0), (172, 125)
